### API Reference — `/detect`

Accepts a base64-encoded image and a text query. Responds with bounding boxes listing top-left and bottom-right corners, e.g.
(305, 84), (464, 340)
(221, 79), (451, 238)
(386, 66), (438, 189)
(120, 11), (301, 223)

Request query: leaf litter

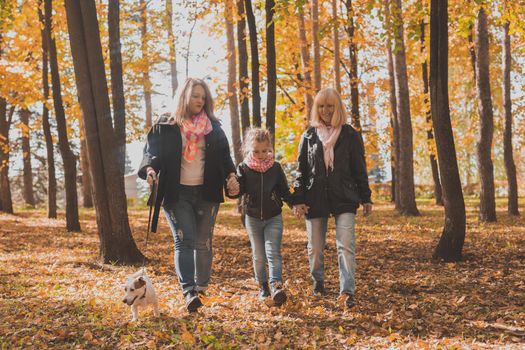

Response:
(0, 200), (524, 349)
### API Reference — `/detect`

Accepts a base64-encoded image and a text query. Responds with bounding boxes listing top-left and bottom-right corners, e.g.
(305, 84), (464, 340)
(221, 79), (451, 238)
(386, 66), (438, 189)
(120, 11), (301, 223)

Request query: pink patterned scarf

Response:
(180, 111), (212, 162)
(245, 152), (275, 173)
(316, 124), (342, 171)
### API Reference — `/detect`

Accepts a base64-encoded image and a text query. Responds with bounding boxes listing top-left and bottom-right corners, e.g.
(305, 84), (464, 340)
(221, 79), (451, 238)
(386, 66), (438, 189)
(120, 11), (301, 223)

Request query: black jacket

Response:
(138, 116), (235, 231)
(292, 124), (371, 218)
(235, 162), (292, 220)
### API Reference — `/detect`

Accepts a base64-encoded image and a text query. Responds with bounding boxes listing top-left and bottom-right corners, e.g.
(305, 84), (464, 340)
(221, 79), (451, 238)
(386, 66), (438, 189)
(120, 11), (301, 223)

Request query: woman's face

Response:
(188, 85), (206, 116)
(317, 96), (335, 126)
(251, 140), (272, 161)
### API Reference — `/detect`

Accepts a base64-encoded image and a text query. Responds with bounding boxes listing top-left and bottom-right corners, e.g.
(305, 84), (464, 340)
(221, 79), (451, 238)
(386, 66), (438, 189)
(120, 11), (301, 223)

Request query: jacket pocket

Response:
(343, 183), (362, 204)
(271, 191), (283, 208)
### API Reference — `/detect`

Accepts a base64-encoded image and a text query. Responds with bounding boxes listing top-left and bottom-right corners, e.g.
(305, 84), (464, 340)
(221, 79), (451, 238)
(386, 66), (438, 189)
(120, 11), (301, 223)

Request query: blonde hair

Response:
(310, 87), (348, 128)
(242, 128), (273, 158)
(171, 78), (219, 125)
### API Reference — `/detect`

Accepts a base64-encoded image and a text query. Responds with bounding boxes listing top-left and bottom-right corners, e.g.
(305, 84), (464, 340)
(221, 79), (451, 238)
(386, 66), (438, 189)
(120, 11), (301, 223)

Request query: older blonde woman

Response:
(292, 87), (372, 309)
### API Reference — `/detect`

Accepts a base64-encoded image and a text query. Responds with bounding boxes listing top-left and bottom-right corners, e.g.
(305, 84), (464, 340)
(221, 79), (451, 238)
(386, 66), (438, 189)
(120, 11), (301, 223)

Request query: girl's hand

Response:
(293, 204), (309, 218)
(226, 173), (240, 196)
(146, 167), (157, 185)
(362, 203), (372, 216)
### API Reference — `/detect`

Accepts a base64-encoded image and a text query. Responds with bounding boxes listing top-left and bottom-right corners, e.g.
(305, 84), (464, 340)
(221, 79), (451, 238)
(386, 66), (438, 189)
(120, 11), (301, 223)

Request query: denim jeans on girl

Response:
(244, 214), (283, 284)
(305, 212), (356, 295)
(163, 185), (219, 294)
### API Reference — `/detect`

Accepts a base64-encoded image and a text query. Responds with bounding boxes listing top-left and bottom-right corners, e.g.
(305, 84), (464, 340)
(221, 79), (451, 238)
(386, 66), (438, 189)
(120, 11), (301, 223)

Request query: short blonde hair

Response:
(171, 78), (219, 125)
(242, 128), (273, 158)
(310, 87), (348, 128)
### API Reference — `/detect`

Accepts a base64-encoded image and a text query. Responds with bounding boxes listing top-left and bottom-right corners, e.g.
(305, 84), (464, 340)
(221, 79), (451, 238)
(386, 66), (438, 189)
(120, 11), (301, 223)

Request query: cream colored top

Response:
(180, 133), (205, 185)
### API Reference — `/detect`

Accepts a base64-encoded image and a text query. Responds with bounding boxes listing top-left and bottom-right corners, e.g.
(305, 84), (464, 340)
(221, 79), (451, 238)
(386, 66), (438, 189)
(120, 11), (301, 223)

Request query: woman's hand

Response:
(293, 204), (309, 218)
(146, 167), (157, 186)
(362, 203), (372, 216)
(226, 173), (240, 196)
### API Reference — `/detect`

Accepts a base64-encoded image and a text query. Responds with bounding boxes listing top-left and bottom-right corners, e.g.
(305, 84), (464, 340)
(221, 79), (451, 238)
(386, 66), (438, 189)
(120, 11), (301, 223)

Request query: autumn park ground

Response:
(1, 198), (524, 349)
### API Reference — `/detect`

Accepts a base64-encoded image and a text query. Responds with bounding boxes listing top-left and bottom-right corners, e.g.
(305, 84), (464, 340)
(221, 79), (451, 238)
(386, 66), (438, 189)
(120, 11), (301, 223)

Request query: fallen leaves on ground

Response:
(1, 199), (524, 349)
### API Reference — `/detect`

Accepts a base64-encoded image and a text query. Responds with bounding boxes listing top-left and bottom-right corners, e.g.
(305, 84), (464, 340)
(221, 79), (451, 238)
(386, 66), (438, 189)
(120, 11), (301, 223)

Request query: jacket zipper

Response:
(260, 172), (264, 219)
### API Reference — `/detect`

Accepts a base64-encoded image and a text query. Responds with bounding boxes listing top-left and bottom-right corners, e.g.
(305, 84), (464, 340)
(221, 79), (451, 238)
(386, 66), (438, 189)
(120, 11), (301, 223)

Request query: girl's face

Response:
(188, 85), (206, 116)
(251, 140), (272, 161)
(317, 96), (335, 126)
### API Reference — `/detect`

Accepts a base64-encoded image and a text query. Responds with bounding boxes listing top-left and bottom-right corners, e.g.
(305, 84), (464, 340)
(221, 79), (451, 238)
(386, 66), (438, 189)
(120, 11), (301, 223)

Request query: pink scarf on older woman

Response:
(316, 124), (342, 171)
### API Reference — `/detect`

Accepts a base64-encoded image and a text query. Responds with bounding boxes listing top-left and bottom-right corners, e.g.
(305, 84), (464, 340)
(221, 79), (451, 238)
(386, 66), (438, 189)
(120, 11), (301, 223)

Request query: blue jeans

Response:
(245, 214), (283, 284)
(305, 213), (356, 295)
(163, 185), (219, 294)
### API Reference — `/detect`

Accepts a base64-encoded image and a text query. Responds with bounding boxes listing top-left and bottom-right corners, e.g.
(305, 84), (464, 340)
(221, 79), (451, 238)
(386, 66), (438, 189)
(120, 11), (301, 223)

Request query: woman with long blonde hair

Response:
(292, 87), (372, 309)
(139, 78), (239, 313)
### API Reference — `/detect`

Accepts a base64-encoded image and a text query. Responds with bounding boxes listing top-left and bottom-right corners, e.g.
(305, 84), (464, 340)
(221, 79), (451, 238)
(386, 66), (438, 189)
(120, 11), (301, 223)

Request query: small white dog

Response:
(122, 270), (159, 321)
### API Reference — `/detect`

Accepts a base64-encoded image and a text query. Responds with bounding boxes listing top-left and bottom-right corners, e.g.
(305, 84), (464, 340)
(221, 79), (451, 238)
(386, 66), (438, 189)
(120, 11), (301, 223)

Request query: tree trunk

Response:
(140, 0), (153, 129)
(0, 99), (14, 214)
(430, 0), (466, 262)
(420, 19), (443, 206)
(20, 109), (36, 207)
(166, 0), (178, 97)
(297, 5), (313, 120)
(390, 119), (396, 203)
(80, 136), (93, 208)
(108, 0), (126, 176)
(224, 0), (242, 164)
(384, 0), (400, 208)
(38, 4), (57, 218)
(332, 0), (341, 93)
(45, 0), (81, 231)
(502, 18), (519, 216)
(0, 33), (13, 214)
(345, 0), (361, 131)
(265, 0), (276, 143)
(237, 0), (250, 135)
(390, 0), (419, 216)
(244, 0), (261, 126)
(311, 0), (321, 92)
(64, 0), (145, 264)
(475, 8), (496, 222)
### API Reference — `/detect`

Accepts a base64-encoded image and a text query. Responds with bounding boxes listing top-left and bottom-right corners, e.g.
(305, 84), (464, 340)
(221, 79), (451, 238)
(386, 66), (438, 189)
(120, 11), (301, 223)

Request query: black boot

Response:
(345, 293), (355, 309)
(259, 282), (271, 300)
(313, 281), (327, 296)
(184, 290), (203, 313)
(270, 282), (287, 306)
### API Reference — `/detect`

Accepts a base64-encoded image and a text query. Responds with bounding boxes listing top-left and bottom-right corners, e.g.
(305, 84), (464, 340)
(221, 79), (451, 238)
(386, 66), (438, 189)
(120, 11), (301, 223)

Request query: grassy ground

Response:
(1, 198), (524, 349)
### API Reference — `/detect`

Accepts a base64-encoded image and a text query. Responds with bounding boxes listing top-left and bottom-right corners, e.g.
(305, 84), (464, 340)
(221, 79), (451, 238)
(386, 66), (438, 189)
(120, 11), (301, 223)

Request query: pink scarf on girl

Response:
(180, 110), (212, 162)
(316, 124), (342, 171)
(245, 152), (275, 173)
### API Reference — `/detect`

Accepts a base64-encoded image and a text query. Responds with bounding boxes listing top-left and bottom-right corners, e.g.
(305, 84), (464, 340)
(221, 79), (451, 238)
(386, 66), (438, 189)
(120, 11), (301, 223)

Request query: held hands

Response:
(293, 204), (309, 218)
(226, 173), (240, 196)
(146, 167), (157, 186)
(362, 203), (373, 216)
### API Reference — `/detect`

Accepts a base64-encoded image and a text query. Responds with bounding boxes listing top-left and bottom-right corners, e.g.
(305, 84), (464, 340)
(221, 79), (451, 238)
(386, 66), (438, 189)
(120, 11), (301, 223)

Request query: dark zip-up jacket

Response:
(138, 116), (235, 231)
(234, 161), (292, 220)
(292, 124), (372, 218)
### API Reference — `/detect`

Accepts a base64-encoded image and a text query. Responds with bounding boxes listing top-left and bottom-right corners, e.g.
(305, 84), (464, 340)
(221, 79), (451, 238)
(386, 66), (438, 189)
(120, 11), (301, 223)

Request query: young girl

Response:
(292, 87), (372, 309)
(231, 128), (291, 306)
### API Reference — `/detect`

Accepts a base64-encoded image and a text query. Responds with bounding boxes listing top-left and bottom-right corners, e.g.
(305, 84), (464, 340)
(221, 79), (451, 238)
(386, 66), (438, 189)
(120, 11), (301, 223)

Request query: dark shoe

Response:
(345, 293), (355, 309)
(184, 290), (203, 313)
(259, 282), (271, 300)
(270, 282), (287, 306)
(313, 281), (327, 296)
